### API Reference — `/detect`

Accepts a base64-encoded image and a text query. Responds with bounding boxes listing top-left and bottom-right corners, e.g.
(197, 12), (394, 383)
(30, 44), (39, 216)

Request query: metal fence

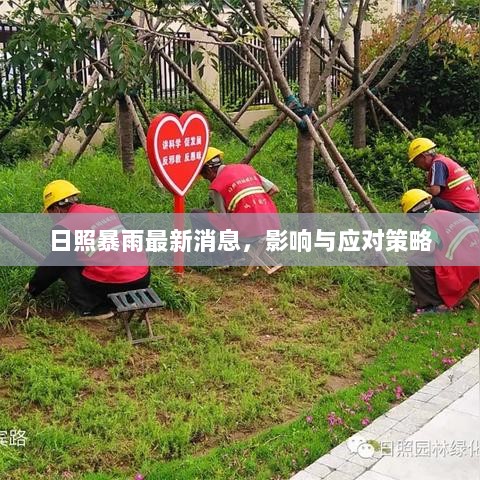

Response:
(144, 33), (192, 107)
(1, 21), (340, 114)
(219, 36), (299, 110)
(219, 35), (340, 111)
(0, 24), (193, 110)
(0, 23), (26, 109)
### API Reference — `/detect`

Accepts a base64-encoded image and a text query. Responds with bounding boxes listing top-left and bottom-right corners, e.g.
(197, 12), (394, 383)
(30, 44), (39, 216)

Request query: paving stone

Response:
(378, 429), (408, 443)
(400, 409), (437, 427)
(422, 396), (452, 408)
(467, 365), (480, 376)
(336, 460), (366, 476)
(391, 421), (418, 434)
(416, 401), (446, 414)
(461, 359), (479, 370)
(304, 461), (332, 478)
(446, 385), (479, 416)
(427, 375), (457, 389)
(356, 471), (398, 480)
(362, 416), (398, 436)
(443, 381), (473, 396)
(316, 454), (345, 469)
(384, 403), (412, 421)
(418, 385), (443, 396)
(464, 372), (479, 383)
(409, 391), (435, 402)
(400, 399), (429, 410)
(436, 388), (467, 400)
(330, 442), (355, 461)
(323, 471), (355, 480)
(348, 452), (380, 468)
(448, 364), (470, 378)
(291, 471), (322, 480)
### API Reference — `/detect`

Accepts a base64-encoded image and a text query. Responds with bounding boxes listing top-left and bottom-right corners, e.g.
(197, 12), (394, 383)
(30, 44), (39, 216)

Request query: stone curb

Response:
(291, 349), (479, 480)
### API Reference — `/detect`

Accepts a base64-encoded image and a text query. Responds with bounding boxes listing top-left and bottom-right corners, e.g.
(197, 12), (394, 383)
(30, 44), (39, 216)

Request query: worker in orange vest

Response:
(195, 147), (280, 239)
(408, 138), (479, 214)
(401, 189), (479, 315)
(26, 180), (150, 319)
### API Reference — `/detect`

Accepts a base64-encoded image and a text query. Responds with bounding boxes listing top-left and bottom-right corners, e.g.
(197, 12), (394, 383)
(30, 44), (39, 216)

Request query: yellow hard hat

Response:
(408, 138), (436, 162)
(43, 180), (80, 211)
(203, 147), (224, 165)
(400, 189), (432, 213)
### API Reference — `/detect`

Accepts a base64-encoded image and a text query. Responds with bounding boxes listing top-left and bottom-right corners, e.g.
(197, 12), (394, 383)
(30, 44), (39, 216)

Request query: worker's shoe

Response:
(79, 309), (115, 320)
(413, 304), (450, 317)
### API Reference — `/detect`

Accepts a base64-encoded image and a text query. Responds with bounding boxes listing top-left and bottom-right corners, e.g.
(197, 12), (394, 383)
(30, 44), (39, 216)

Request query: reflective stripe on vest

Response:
(227, 186), (266, 212)
(445, 225), (479, 260)
(83, 224), (125, 257)
(447, 174), (472, 189)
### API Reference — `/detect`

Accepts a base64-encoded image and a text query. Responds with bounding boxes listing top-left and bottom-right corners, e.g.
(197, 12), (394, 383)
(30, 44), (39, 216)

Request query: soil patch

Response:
(325, 375), (359, 392)
(0, 334), (28, 350)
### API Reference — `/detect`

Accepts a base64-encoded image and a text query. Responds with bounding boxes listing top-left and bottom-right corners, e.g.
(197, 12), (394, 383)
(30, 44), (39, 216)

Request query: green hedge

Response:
(314, 118), (479, 200)
(377, 40), (480, 127)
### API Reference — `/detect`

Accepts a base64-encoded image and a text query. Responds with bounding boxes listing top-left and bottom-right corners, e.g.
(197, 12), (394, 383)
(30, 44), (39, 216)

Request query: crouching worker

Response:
(400, 189), (480, 315)
(193, 147), (280, 234)
(26, 180), (150, 319)
(407, 138), (479, 215)
(191, 147), (281, 265)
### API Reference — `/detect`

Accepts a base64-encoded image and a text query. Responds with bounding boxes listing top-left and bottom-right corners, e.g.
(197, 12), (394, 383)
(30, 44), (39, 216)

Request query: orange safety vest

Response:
(422, 210), (480, 307)
(57, 203), (149, 284)
(428, 155), (479, 212)
(209, 164), (280, 238)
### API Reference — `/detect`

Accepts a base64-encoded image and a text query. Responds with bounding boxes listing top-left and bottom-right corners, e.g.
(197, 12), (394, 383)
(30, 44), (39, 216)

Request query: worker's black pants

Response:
(431, 197), (474, 214)
(407, 252), (443, 308)
(61, 267), (150, 314)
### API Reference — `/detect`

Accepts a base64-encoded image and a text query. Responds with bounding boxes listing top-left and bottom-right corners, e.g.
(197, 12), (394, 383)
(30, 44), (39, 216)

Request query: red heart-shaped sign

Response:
(147, 111), (210, 196)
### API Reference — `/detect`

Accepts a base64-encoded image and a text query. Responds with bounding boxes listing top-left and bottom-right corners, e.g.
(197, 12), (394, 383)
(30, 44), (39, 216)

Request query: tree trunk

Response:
(309, 15), (321, 108)
(296, 0), (314, 213)
(352, 93), (367, 148)
(324, 33), (334, 130)
(296, 132), (315, 212)
(117, 95), (135, 174)
(352, 1), (367, 148)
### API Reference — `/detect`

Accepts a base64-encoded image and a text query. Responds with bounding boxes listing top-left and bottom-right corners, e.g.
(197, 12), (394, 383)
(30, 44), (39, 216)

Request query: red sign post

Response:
(146, 111), (210, 274)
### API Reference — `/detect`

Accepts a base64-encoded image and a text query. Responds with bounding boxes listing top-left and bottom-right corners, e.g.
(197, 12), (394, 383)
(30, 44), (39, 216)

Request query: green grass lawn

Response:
(1, 266), (477, 480)
(0, 129), (478, 479)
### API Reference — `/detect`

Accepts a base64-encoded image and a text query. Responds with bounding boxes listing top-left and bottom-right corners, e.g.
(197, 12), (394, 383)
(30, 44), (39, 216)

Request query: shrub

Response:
(0, 121), (51, 166)
(315, 117), (479, 200)
(374, 40), (480, 127)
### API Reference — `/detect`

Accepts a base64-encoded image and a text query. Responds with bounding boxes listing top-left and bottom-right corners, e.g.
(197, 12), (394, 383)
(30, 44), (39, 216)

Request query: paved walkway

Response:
(292, 349), (479, 480)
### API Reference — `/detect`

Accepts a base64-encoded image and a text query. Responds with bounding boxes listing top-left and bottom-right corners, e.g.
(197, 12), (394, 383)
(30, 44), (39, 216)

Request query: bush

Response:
(0, 121), (51, 166)
(314, 117), (479, 200)
(376, 40), (480, 127)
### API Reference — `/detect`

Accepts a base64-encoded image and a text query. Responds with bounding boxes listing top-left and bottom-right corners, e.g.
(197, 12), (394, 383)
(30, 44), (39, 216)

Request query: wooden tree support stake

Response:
(241, 113), (286, 164)
(0, 224), (45, 263)
(132, 94), (151, 126)
(317, 123), (381, 216)
(71, 98), (115, 164)
(125, 94), (147, 149)
(366, 90), (414, 139)
(44, 51), (108, 166)
(305, 116), (388, 264)
(155, 48), (252, 147)
(369, 98), (380, 132)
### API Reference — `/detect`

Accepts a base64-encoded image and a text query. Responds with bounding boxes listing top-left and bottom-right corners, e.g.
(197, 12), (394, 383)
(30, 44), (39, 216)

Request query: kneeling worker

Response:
(195, 147), (280, 239)
(26, 180), (150, 319)
(401, 189), (479, 314)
